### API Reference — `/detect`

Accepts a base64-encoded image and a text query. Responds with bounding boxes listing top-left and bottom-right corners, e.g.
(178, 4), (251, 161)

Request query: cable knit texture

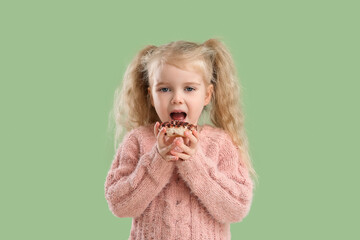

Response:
(104, 124), (253, 240)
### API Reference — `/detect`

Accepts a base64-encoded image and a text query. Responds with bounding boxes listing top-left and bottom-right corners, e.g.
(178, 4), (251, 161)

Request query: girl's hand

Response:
(154, 122), (179, 162)
(170, 129), (199, 161)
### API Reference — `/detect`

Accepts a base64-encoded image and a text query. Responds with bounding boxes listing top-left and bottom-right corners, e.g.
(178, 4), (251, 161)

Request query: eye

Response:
(185, 87), (195, 92)
(159, 87), (170, 92)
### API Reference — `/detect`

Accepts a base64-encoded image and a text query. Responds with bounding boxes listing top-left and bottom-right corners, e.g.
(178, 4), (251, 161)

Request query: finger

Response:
(184, 130), (198, 146)
(166, 140), (179, 153)
(164, 154), (179, 162)
(192, 129), (199, 138)
(175, 141), (193, 155)
(157, 127), (166, 147)
(164, 136), (176, 146)
(154, 122), (160, 136)
(159, 141), (177, 158)
(184, 137), (190, 146)
(172, 151), (190, 161)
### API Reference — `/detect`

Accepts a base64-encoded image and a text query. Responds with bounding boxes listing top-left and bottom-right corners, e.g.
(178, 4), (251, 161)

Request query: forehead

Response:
(149, 60), (210, 86)
(158, 64), (202, 82)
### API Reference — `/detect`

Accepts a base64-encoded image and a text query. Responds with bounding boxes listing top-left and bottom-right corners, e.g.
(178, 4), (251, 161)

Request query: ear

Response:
(204, 84), (213, 106)
(148, 87), (154, 106)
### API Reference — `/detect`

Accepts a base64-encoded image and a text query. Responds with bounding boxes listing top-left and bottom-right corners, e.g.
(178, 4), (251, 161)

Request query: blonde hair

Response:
(109, 39), (256, 179)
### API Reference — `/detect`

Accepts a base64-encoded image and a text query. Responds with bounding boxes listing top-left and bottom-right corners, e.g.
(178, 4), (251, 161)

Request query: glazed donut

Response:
(160, 121), (197, 137)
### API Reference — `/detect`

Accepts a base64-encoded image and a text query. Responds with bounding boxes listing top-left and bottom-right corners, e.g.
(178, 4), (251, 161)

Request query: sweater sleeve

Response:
(104, 129), (175, 218)
(176, 135), (253, 224)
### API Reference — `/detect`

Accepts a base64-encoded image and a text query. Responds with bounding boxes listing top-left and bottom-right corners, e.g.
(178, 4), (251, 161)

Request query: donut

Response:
(160, 121), (197, 137)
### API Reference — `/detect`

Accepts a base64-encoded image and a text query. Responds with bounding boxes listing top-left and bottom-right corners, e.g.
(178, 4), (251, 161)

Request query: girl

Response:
(105, 39), (256, 240)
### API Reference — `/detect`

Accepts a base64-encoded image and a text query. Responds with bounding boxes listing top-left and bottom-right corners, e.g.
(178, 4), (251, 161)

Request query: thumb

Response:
(154, 122), (160, 136)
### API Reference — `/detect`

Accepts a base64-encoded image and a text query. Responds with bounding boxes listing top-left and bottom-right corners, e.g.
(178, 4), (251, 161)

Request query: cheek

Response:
(198, 91), (207, 103)
(152, 93), (167, 109)
(152, 92), (161, 102)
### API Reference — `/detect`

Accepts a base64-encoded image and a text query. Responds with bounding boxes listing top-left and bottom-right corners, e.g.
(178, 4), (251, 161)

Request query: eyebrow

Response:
(155, 81), (201, 87)
(154, 81), (168, 86)
(183, 81), (201, 86)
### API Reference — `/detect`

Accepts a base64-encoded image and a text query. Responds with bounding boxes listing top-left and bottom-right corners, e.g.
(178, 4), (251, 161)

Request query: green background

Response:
(1, 0), (359, 239)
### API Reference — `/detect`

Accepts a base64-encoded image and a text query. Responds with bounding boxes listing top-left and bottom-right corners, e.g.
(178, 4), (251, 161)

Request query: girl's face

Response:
(148, 63), (213, 125)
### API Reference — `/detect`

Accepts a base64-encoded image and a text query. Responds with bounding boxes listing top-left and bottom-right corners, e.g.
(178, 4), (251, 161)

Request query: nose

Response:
(171, 91), (183, 104)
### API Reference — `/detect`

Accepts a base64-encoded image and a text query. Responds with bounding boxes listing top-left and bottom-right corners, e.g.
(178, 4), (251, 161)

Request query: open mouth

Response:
(170, 112), (187, 121)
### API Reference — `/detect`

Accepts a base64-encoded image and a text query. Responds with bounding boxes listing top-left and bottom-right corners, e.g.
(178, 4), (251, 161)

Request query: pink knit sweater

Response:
(104, 124), (253, 240)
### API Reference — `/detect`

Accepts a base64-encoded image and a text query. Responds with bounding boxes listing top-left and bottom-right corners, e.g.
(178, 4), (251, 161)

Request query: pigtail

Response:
(204, 39), (241, 132)
(204, 39), (256, 179)
(112, 45), (159, 150)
